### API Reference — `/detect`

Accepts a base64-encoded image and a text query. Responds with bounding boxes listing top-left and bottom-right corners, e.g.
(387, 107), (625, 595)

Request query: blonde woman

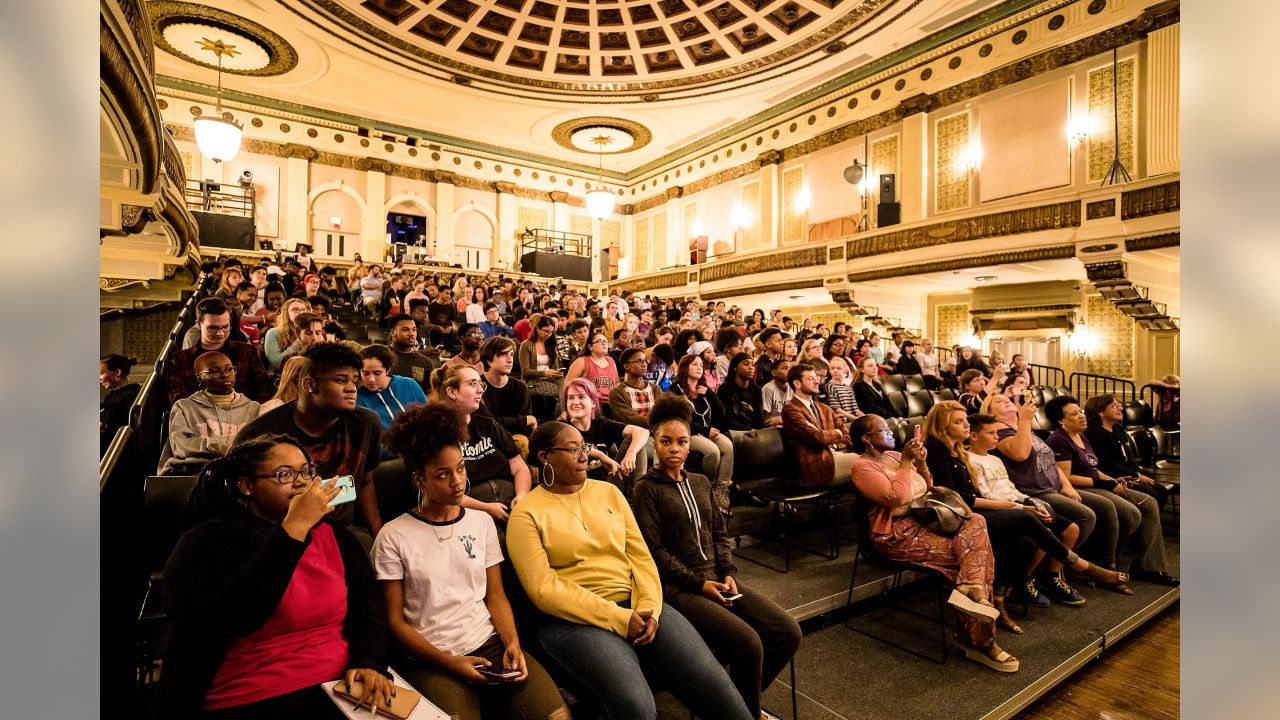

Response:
(262, 298), (308, 372)
(258, 356), (307, 416)
(800, 339), (825, 363)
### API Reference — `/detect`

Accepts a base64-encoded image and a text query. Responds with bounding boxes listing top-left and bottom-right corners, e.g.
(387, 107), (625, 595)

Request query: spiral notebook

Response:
(322, 669), (450, 720)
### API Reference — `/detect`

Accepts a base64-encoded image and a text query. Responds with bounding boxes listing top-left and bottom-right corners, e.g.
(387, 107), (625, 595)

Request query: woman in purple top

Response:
(1044, 397), (1176, 589)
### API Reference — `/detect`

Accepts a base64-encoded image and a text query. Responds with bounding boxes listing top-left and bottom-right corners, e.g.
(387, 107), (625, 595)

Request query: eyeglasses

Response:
(198, 366), (237, 378)
(461, 378), (485, 390)
(255, 463), (318, 484)
(204, 325), (230, 334)
(547, 446), (590, 461)
(464, 331), (485, 338)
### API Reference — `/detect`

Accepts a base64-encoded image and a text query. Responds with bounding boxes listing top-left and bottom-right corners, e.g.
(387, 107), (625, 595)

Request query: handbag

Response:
(909, 487), (973, 536)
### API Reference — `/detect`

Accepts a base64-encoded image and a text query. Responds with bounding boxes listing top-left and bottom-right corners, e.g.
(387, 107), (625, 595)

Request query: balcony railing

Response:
(185, 179), (255, 218)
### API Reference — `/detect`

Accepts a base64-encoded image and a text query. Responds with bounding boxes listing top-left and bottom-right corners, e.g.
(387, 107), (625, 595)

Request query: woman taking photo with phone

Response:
(507, 421), (755, 720)
(157, 435), (393, 718)
(632, 396), (801, 719)
(376, 404), (569, 720)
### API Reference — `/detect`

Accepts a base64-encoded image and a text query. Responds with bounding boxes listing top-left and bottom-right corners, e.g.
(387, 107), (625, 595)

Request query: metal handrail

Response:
(99, 426), (133, 493)
(1069, 372), (1137, 403)
(1030, 363), (1066, 388)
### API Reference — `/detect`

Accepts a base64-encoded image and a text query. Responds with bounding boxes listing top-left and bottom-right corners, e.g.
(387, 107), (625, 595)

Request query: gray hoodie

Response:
(162, 390), (260, 475)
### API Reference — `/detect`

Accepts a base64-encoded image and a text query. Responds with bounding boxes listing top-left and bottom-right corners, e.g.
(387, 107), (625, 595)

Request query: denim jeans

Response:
(537, 603), (754, 720)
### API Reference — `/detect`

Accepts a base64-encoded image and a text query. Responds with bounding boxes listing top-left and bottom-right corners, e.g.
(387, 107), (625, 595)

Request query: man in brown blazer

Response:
(781, 362), (857, 488)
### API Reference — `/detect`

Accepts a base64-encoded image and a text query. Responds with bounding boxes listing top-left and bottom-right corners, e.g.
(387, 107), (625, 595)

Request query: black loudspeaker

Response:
(877, 202), (901, 227)
(879, 174), (896, 204)
(192, 210), (255, 250)
(520, 250), (592, 281)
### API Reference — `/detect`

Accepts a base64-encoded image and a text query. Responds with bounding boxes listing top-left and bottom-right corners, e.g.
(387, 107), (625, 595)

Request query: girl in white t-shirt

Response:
(376, 403), (568, 720)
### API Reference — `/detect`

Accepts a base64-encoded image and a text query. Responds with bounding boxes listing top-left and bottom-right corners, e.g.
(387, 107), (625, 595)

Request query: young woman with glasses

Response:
(156, 435), (393, 719)
(563, 331), (620, 396)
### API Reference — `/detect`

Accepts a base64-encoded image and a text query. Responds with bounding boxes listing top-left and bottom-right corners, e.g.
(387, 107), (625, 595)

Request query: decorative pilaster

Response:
(284, 156), (309, 250)
(899, 111), (928, 223)
(363, 165), (387, 261)
(757, 151), (782, 250)
(1145, 23), (1179, 176)
(493, 182), (518, 269)
(434, 172), (456, 261)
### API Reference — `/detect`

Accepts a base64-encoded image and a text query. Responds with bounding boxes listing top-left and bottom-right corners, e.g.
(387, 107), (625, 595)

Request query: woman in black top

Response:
(717, 353), (763, 431)
(670, 354), (734, 515)
(852, 355), (896, 418)
(1082, 394), (1168, 509)
(923, 402), (1127, 630)
(955, 346), (992, 377)
(631, 396), (801, 718)
(957, 369), (990, 414)
(894, 341), (923, 376)
(560, 377), (649, 496)
(100, 354), (140, 456)
(157, 435), (392, 719)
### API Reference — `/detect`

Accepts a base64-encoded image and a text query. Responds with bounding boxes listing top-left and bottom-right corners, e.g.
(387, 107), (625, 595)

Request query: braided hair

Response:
(183, 434), (309, 535)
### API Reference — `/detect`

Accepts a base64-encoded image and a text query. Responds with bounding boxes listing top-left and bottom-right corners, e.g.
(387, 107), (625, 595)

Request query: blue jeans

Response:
(538, 603), (754, 720)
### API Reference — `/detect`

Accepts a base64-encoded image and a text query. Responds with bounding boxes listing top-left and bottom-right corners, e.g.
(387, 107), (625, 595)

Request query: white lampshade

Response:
(194, 115), (243, 162)
(585, 188), (615, 219)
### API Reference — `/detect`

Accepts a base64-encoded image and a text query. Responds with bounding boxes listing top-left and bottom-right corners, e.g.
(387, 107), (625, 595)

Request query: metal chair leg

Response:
(790, 657), (799, 720)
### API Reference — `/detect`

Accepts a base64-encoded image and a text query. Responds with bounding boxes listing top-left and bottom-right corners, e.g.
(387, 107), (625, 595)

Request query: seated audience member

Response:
(507, 422), (756, 720)
(1008, 354), (1034, 387)
(824, 355), (861, 423)
(428, 287), (458, 327)
(713, 329), (744, 380)
(235, 343), (384, 539)
(162, 352), (262, 475)
(1000, 374), (1030, 402)
(308, 294), (345, 341)
(259, 356), (307, 416)
(519, 315), (564, 414)
(357, 345), (427, 451)
(955, 346), (992, 377)
(925, 404), (1130, 626)
(782, 362), (855, 488)
(852, 356), (895, 418)
(957, 369), (990, 414)
(564, 331), (620, 396)
(375, 405), (569, 720)
(359, 264), (385, 315)
(799, 339), (825, 364)
(718, 353), (764, 431)
(464, 287), (488, 325)
(669, 356), (734, 515)
(481, 337), (535, 437)
(1045, 397), (1178, 587)
(430, 365), (531, 525)
(558, 319), (588, 367)
(1083, 394), (1170, 510)
(849, 415), (1018, 673)
(167, 298), (272, 405)
(561, 378), (650, 497)
(753, 328), (784, 387)
(263, 298), (309, 373)
(281, 312), (329, 363)
(645, 342), (676, 391)
(689, 341), (722, 393)
(782, 337), (799, 364)
(916, 338), (942, 389)
(760, 358), (794, 427)
(980, 393), (1122, 600)
(234, 282), (265, 343)
(100, 354), (140, 456)
(941, 355), (959, 390)
(386, 314), (438, 393)
(608, 347), (662, 428)
(445, 323), (487, 374)
(894, 341), (923, 376)
(480, 303), (516, 339)
(631, 396), (802, 718)
(156, 436), (392, 719)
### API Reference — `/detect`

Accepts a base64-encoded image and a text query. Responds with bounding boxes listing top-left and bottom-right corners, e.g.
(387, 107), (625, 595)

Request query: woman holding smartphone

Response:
(157, 435), (393, 719)
(376, 404), (569, 720)
(632, 396), (802, 718)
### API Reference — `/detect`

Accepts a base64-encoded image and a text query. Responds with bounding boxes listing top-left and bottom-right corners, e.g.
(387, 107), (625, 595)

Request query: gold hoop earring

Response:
(542, 463), (555, 487)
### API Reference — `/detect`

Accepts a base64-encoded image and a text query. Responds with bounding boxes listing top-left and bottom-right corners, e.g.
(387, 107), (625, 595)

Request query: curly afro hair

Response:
(647, 393), (692, 433)
(385, 403), (469, 471)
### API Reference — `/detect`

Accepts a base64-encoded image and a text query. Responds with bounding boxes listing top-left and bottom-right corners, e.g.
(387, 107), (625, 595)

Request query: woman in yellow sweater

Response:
(507, 421), (754, 720)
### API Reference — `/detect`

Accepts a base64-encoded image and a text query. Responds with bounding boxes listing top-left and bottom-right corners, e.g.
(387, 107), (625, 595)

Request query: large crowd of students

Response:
(107, 255), (1179, 719)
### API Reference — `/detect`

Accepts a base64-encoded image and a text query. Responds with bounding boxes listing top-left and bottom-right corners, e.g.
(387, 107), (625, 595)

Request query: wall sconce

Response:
(1067, 115), (1097, 144)
(329, 216), (342, 229)
(959, 144), (983, 173)
(1069, 325), (1100, 358)
(730, 202), (748, 229)
(794, 186), (811, 213)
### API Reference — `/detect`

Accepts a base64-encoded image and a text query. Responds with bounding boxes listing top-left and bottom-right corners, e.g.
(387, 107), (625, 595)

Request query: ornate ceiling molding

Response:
(102, 0), (162, 196)
(1124, 232), (1179, 253)
(148, 1), (300, 77)
(845, 244), (1078, 283)
(551, 117), (652, 154)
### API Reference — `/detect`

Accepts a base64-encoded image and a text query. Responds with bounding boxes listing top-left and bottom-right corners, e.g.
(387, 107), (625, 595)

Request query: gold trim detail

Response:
(702, 279), (822, 301)
(1120, 181), (1179, 220)
(551, 118), (652, 154)
(846, 244), (1077, 282)
(1124, 232), (1179, 252)
(1086, 199), (1116, 219)
(700, 247), (827, 283)
(148, 1), (300, 77)
(610, 270), (689, 295)
(847, 201), (1080, 259)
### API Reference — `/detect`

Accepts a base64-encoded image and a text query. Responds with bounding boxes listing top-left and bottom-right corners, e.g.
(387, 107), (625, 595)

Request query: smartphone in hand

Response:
(321, 475), (357, 506)
(475, 665), (521, 681)
(913, 425), (922, 441)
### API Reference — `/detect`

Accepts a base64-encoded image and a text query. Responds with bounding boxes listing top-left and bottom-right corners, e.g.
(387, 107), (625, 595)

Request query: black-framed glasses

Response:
(547, 446), (590, 461)
(255, 463), (318, 484)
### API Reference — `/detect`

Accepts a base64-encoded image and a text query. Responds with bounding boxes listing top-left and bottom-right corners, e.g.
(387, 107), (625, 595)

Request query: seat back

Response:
(142, 475), (200, 573)
(1124, 399), (1153, 428)
(900, 417), (925, 447)
(903, 374), (926, 393)
(1129, 428), (1157, 466)
(373, 458), (416, 522)
(906, 389), (932, 418)
(1038, 385), (1059, 403)
(731, 427), (788, 483)
(1148, 426), (1179, 460)
(882, 374), (906, 394)
(886, 390), (909, 419)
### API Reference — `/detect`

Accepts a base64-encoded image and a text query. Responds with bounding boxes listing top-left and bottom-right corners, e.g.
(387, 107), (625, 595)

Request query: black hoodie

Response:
(631, 466), (737, 593)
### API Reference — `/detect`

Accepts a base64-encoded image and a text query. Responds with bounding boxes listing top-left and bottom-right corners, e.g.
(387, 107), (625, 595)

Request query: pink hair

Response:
(561, 378), (600, 418)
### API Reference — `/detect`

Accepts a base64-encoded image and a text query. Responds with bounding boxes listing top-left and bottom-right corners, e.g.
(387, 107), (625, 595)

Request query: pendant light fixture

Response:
(192, 38), (243, 163)
(584, 134), (616, 220)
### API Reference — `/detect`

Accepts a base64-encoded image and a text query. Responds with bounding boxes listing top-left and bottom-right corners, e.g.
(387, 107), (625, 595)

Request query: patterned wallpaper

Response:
(935, 112), (971, 213)
(652, 210), (668, 269)
(600, 219), (621, 249)
(119, 306), (181, 364)
(516, 206), (549, 237)
(871, 134), (900, 225)
(634, 217), (650, 273)
(1088, 57), (1136, 183)
(740, 181), (761, 251)
(934, 303), (971, 350)
(781, 165), (805, 245)
(570, 213), (592, 239)
(1084, 293), (1135, 381)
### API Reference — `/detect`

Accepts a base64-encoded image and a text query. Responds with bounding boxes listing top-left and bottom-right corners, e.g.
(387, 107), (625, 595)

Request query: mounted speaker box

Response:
(879, 174), (896, 204)
(877, 202), (901, 227)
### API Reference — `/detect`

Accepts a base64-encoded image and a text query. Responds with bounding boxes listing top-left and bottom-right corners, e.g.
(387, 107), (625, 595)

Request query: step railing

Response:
(1069, 372), (1137, 404)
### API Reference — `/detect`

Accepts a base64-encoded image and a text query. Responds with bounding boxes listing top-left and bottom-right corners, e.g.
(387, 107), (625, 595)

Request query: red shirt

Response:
(204, 524), (350, 709)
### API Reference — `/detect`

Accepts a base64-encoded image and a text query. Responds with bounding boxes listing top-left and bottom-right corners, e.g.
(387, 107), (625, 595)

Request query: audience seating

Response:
(886, 391), (909, 419)
(137, 474), (200, 684)
(903, 374), (926, 393)
(882, 374), (907, 395)
(929, 388), (956, 404)
(731, 427), (839, 573)
(372, 458), (416, 522)
(905, 389), (931, 418)
(365, 327), (389, 344)
(1124, 399), (1154, 429)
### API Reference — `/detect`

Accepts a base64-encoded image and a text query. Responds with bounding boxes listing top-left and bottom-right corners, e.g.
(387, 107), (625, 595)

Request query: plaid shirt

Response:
(165, 341), (273, 405)
(621, 382), (656, 419)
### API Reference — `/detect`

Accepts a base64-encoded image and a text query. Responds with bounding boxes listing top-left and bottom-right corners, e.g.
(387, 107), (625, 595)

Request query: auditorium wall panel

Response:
(979, 78), (1073, 202)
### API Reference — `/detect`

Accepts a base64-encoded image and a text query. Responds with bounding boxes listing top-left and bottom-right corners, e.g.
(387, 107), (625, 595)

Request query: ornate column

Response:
(757, 150), (782, 250)
(493, 182), (518, 270)
(281, 144), (316, 252)
(897, 96), (933, 224)
(433, 171), (457, 262)
(360, 158), (391, 262)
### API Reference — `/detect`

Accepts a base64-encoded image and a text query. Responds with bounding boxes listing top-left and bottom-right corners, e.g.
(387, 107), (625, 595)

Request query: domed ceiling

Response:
(291, 0), (902, 96)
